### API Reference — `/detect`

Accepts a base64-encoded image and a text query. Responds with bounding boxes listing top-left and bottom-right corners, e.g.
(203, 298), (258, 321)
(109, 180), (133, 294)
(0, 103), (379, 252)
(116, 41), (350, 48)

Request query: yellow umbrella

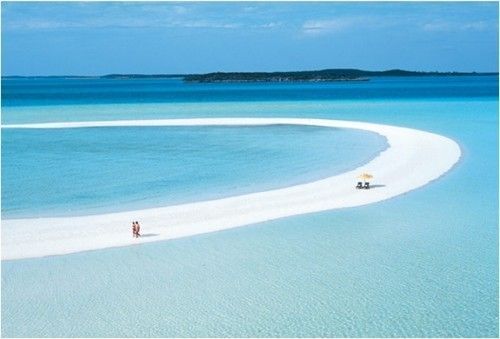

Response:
(358, 173), (373, 181)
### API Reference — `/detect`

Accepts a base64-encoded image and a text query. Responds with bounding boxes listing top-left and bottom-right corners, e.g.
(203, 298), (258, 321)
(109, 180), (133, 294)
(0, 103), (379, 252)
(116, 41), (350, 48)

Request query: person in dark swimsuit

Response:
(132, 221), (137, 238)
(135, 221), (141, 237)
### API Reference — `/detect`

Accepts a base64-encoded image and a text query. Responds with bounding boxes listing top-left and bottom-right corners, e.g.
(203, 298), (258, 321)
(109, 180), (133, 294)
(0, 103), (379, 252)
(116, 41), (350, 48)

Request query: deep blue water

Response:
(2, 75), (498, 107)
(1, 76), (498, 337)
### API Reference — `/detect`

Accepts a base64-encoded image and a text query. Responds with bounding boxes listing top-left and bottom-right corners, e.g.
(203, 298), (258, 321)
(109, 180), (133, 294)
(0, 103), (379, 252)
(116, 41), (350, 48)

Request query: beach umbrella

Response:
(358, 173), (373, 181)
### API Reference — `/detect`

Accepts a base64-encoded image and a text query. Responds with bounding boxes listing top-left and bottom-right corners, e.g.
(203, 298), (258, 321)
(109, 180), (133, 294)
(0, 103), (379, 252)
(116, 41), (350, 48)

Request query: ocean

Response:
(1, 76), (498, 337)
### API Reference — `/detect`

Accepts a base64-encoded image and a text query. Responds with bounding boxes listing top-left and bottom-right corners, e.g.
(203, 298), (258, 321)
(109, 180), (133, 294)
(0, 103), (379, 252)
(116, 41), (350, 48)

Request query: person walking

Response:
(135, 221), (141, 237)
(132, 221), (137, 238)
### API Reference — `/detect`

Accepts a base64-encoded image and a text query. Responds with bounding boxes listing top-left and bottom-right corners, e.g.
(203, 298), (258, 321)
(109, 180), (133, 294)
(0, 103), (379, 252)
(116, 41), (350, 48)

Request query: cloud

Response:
(257, 22), (282, 29)
(169, 20), (240, 29)
(4, 16), (241, 31)
(6, 19), (78, 30)
(2, 2), (242, 31)
(242, 6), (257, 13)
(301, 17), (370, 35)
(422, 20), (492, 32)
(302, 18), (351, 35)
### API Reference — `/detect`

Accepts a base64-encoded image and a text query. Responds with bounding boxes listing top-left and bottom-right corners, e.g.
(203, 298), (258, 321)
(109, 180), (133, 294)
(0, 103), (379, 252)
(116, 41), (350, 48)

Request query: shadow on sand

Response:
(140, 233), (160, 238)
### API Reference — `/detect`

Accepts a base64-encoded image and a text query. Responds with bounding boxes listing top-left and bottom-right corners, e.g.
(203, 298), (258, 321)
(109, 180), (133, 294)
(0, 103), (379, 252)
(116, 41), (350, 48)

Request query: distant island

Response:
(3, 69), (497, 82)
(102, 74), (184, 79)
(183, 69), (497, 83)
(3, 74), (184, 79)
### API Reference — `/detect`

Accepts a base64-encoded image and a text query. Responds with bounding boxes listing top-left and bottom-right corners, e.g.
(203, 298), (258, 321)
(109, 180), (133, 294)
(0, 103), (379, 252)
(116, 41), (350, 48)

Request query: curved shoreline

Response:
(1, 118), (461, 260)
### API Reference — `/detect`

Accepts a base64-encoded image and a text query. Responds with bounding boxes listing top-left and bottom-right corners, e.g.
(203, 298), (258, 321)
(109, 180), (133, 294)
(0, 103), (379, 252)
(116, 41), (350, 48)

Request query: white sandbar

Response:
(1, 118), (461, 260)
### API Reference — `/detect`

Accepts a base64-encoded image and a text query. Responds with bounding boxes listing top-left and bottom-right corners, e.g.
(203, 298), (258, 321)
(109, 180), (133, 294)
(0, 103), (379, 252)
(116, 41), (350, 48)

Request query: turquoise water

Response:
(2, 76), (497, 108)
(2, 125), (386, 218)
(1, 77), (498, 337)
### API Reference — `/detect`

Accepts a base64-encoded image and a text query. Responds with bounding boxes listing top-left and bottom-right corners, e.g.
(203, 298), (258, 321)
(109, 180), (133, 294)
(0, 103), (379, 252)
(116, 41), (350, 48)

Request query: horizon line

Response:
(2, 68), (499, 78)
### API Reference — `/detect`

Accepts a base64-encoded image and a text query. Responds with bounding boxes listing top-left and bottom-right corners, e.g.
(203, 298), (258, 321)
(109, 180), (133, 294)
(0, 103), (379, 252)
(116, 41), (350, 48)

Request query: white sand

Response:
(1, 118), (461, 260)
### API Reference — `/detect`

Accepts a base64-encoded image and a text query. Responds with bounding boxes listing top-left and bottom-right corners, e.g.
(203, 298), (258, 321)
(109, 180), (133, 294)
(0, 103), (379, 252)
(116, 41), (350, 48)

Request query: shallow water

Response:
(1, 76), (498, 337)
(2, 125), (386, 218)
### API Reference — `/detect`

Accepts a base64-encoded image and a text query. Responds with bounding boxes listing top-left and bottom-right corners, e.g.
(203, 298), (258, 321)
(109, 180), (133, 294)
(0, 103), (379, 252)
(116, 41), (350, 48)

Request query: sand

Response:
(1, 118), (461, 260)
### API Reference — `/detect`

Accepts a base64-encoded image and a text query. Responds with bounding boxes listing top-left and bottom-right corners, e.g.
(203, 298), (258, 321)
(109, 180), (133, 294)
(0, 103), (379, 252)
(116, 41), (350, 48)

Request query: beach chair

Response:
(364, 182), (370, 189)
(356, 182), (363, 189)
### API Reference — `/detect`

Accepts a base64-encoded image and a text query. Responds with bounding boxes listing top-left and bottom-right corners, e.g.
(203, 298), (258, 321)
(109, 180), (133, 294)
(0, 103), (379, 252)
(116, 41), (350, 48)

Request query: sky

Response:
(1, 1), (498, 75)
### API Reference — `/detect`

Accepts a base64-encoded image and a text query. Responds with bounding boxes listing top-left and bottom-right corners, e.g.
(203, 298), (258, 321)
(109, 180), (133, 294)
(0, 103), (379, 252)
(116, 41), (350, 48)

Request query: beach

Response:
(2, 76), (497, 337)
(2, 1), (498, 336)
(2, 118), (461, 260)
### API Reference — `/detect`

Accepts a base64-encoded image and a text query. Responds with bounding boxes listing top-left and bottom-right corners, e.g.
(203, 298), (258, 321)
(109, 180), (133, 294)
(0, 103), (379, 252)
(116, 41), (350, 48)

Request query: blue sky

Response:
(2, 1), (498, 75)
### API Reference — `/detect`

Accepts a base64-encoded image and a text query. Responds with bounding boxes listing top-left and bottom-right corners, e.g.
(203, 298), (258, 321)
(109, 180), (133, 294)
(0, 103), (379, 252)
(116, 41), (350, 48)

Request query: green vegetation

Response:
(183, 69), (497, 83)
